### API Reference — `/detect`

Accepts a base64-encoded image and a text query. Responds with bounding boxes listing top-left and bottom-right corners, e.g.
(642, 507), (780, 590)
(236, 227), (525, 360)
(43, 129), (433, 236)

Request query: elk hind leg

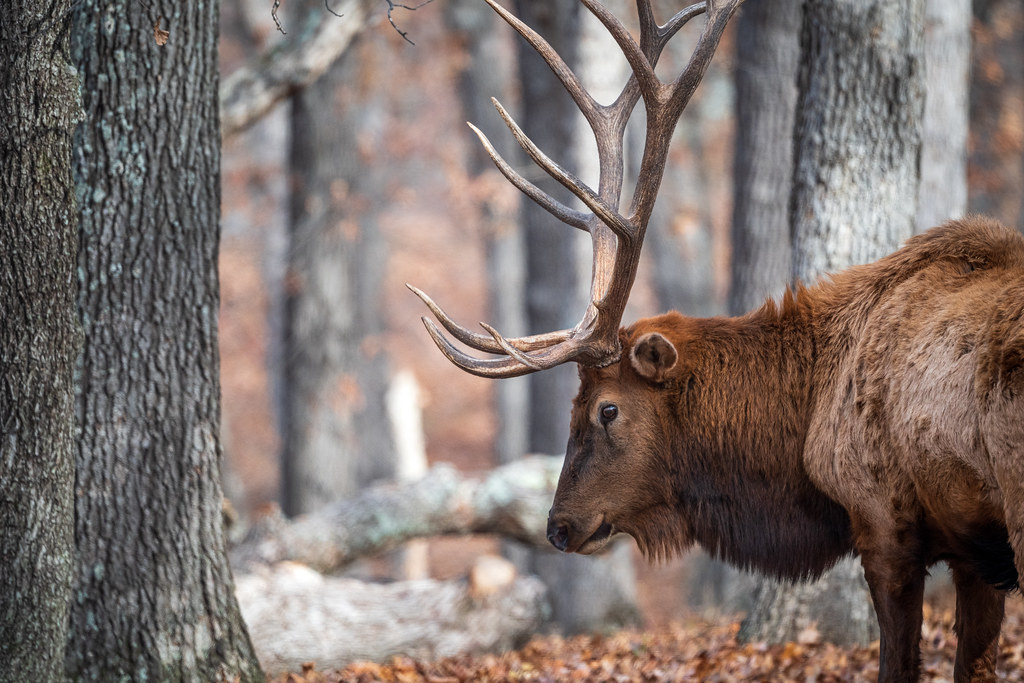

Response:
(948, 561), (1004, 683)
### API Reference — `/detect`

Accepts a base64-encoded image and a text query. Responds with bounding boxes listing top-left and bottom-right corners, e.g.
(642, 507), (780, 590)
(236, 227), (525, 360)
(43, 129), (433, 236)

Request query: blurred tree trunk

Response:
(281, 13), (396, 515)
(741, 0), (925, 646)
(443, 0), (529, 469)
(647, 10), (733, 320)
(0, 1), (80, 677)
(515, 0), (583, 456)
(67, 1), (263, 679)
(728, 0), (800, 316)
(917, 0), (970, 233)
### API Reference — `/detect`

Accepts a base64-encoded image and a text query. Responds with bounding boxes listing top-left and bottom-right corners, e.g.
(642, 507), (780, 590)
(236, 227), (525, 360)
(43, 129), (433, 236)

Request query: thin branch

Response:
(272, 0), (285, 34)
(385, 0), (437, 45)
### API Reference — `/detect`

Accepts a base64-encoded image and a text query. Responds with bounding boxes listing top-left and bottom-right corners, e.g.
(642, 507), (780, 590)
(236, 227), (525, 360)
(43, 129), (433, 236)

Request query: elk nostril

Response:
(547, 523), (570, 552)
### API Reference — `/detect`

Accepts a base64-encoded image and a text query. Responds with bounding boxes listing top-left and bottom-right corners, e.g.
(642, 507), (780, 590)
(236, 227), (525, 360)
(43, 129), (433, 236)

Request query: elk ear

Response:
(630, 332), (678, 382)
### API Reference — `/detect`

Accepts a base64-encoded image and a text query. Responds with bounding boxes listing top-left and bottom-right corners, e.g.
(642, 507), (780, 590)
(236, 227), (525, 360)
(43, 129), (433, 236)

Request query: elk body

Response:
(549, 216), (1024, 681)
(411, 1), (1023, 680)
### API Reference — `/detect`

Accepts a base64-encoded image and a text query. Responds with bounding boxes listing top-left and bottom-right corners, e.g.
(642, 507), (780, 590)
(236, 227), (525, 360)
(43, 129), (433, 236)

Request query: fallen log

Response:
(230, 456), (562, 573)
(236, 556), (550, 674)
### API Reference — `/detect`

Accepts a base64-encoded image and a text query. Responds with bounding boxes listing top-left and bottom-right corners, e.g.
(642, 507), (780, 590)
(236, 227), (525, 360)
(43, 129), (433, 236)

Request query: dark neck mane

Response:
(669, 293), (854, 579)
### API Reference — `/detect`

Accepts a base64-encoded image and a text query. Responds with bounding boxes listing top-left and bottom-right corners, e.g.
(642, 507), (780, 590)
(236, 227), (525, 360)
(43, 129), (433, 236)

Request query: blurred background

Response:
(216, 0), (1024, 636)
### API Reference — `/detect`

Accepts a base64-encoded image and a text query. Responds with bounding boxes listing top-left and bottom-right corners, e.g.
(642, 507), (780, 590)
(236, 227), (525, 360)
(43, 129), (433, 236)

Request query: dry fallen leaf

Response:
(153, 16), (169, 46)
(268, 597), (1024, 683)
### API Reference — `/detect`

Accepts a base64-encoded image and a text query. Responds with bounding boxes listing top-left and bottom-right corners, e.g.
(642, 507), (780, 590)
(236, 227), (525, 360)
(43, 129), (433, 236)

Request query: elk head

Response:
(410, 0), (743, 553)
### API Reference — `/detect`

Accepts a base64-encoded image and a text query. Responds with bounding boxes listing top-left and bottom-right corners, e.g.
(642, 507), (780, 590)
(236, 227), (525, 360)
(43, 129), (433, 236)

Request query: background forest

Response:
(213, 0), (1024, 674)
(3, 0), (1024, 679)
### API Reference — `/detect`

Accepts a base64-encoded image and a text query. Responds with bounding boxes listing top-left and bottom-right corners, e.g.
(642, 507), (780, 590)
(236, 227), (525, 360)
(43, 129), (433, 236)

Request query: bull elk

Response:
(410, 1), (1024, 681)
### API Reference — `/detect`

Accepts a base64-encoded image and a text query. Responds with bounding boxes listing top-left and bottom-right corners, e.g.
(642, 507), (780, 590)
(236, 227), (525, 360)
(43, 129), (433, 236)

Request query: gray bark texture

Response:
(281, 15), (396, 515)
(68, 1), (262, 679)
(790, 0), (926, 282)
(741, 0), (925, 646)
(0, 2), (80, 678)
(237, 558), (549, 674)
(916, 0), (970, 233)
(728, 0), (801, 316)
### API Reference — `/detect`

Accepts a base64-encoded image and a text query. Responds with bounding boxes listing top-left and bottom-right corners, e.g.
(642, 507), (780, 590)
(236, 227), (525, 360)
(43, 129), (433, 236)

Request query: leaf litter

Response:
(271, 598), (1024, 682)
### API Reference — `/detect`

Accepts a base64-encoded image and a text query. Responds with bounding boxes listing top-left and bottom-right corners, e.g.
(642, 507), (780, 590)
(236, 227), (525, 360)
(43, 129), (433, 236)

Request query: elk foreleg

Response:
(948, 561), (1004, 683)
(859, 545), (926, 683)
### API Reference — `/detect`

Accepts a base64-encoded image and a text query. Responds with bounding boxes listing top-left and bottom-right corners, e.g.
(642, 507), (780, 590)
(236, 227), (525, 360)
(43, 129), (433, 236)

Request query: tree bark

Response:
(916, 0), (970, 233)
(281, 11), (396, 515)
(68, 1), (262, 679)
(742, 0), (925, 646)
(790, 0), (925, 281)
(237, 558), (549, 674)
(0, 2), (80, 678)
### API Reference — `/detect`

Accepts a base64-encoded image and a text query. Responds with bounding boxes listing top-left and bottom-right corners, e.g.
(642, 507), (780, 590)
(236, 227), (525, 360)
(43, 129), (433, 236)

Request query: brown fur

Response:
(547, 217), (1024, 682)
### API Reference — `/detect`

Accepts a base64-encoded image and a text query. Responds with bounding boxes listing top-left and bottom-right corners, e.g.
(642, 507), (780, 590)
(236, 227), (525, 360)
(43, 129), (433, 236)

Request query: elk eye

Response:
(599, 403), (618, 425)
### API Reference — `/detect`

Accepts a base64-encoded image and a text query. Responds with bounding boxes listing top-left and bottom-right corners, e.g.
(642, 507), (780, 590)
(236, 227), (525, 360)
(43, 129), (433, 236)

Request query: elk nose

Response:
(547, 521), (570, 552)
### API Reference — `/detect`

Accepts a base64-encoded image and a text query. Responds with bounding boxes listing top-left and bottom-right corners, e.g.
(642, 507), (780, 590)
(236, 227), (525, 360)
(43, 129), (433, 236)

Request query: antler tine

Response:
(489, 98), (636, 243)
(467, 122), (590, 233)
(482, 0), (601, 127)
(408, 284), (571, 354)
(420, 317), (601, 379)
(668, 0), (743, 112)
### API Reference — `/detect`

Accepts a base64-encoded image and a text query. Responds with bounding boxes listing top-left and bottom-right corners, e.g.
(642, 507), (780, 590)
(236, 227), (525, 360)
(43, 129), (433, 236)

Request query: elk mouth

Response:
(575, 520), (615, 554)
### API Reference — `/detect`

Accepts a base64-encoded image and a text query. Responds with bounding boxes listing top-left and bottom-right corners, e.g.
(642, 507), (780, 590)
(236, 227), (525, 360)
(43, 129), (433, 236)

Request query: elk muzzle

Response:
(546, 511), (615, 554)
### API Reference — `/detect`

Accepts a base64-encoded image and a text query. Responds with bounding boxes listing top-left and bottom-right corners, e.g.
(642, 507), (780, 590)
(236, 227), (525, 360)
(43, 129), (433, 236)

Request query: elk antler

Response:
(410, 0), (744, 378)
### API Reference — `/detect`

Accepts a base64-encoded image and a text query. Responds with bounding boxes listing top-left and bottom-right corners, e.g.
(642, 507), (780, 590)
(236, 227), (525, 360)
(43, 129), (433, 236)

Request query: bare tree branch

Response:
(230, 457), (562, 572)
(222, 0), (439, 137)
(221, 0), (377, 138)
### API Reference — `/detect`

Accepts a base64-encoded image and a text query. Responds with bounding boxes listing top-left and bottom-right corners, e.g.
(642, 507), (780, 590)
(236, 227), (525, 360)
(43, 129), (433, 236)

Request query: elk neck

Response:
(664, 290), (854, 580)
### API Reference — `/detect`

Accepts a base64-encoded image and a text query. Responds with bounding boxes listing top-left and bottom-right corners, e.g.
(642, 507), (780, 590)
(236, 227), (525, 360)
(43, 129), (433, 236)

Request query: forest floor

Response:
(270, 596), (1024, 683)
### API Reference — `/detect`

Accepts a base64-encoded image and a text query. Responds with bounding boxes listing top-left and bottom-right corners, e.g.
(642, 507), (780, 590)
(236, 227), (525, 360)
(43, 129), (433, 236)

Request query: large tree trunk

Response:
(742, 0), (925, 646)
(281, 11), (395, 515)
(0, 2), (80, 678)
(789, 0), (925, 278)
(68, 2), (262, 679)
